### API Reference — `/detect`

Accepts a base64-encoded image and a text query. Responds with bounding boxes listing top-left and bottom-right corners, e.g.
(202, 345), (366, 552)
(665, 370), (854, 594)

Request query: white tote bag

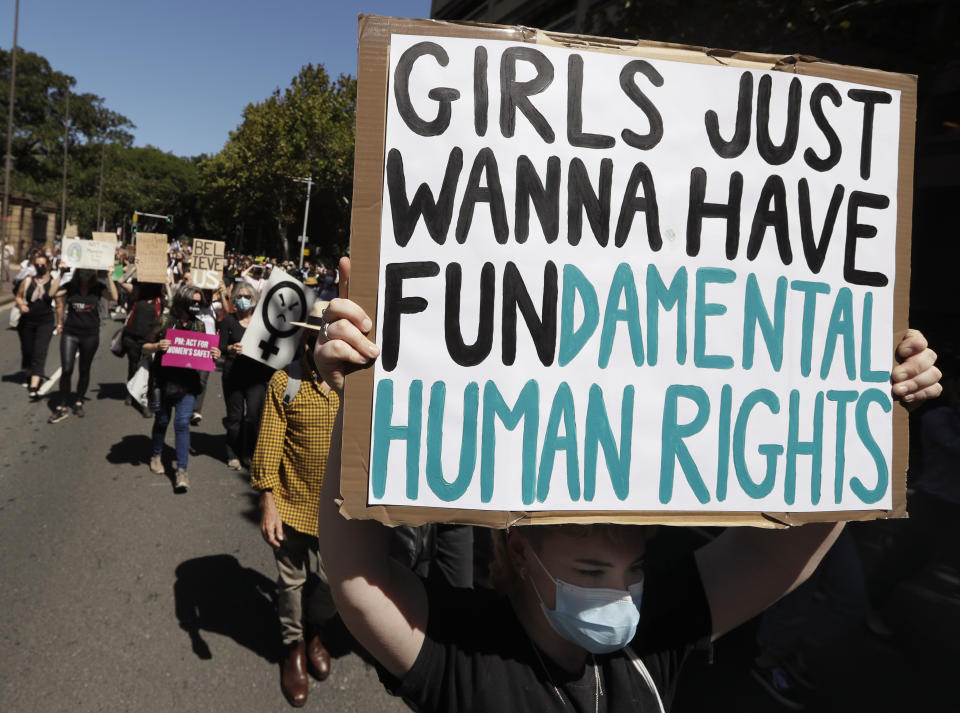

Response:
(126, 357), (151, 409)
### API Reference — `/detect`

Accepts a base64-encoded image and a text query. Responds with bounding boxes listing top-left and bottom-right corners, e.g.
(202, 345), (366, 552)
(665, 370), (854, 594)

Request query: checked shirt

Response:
(250, 367), (339, 537)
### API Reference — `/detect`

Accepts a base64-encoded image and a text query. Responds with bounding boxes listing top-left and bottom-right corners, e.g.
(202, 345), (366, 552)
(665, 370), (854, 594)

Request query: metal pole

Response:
(299, 177), (312, 269)
(1, 0), (21, 269)
(60, 88), (69, 238)
(96, 139), (106, 229)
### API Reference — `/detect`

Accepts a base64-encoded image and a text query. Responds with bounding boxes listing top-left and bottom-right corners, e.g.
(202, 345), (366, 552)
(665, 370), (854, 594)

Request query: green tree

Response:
(200, 64), (356, 263)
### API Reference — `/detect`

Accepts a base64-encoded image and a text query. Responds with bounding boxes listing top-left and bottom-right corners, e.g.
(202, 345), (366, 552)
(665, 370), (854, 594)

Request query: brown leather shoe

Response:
(306, 634), (331, 681)
(280, 639), (309, 707)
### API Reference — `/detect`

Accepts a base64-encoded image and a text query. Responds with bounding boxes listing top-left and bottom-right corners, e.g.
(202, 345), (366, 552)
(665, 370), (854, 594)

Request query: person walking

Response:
(14, 252), (57, 400)
(48, 269), (118, 423)
(249, 300), (338, 707)
(141, 284), (221, 492)
(219, 283), (274, 470)
(118, 280), (166, 416)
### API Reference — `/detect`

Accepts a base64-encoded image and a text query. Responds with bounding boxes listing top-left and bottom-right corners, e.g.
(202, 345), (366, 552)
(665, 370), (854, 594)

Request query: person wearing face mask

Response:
(14, 253), (57, 400)
(48, 268), (119, 423)
(219, 284), (275, 470)
(249, 300), (339, 707)
(141, 284), (221, 492)
(305, 258), (945, 713)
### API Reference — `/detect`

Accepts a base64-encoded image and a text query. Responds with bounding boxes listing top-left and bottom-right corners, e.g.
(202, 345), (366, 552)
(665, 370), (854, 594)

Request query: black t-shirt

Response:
(63, 282), (105, 336)
(218, 313), (275, 386)
(379, 554), (712, 713)
(125, 296), (164, 340)
(155, 318), (206, 397)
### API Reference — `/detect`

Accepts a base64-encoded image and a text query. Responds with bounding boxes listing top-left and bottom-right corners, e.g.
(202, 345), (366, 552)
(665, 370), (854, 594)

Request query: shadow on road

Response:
(1, 371), (28, 385)
(94, 381), (128, 401)
(174, 554), (281, 663)
(189, 431), (226, 463)
(106, 434), (153, 467)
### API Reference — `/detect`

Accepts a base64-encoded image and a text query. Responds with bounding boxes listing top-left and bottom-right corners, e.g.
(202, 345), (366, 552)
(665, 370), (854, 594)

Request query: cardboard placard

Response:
(135, 233), (169, 284)
(161, 329), (217, 371)
(341, 15), (915, 529)
(61, 238), (115, 271)
(192, 238), (225, 289)
(92, 232), (118, 244)
(239, 269), (316, 369)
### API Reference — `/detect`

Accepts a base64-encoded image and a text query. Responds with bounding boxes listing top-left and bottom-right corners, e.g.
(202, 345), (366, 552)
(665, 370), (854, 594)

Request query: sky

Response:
(5, 0), (431, 157)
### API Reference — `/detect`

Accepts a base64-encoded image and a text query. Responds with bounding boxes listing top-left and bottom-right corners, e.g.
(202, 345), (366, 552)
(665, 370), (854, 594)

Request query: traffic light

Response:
(167, 215), (172, 224)
(132, 213), (138, 241)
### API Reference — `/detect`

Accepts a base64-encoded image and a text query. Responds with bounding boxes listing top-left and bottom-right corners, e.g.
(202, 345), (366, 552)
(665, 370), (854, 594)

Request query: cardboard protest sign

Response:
(92, 232), (117, 244)
(161, 329), (217, 372)
(61, 238), (115, 271)
(192, 238), (225, 289)
(340, 16), (916, 528)
(239, 269), (316, 369)
(135, 233), (169, 284)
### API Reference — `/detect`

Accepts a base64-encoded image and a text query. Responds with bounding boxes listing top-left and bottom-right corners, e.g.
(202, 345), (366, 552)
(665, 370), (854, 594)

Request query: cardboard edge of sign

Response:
(340, 14), (916, 530)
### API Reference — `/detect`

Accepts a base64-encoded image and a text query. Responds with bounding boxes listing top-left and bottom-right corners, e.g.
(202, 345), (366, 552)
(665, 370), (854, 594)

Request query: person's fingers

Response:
(903, 382), (944, 404)
(325, 318), (380, 360)
(316, 337), (373, 369)
(896, 329), (928, 361)
(324, 296), (371, 334)
(893, 364), (942, 398)
(892, 348), (937, 382)
(339, 257), (350, 300)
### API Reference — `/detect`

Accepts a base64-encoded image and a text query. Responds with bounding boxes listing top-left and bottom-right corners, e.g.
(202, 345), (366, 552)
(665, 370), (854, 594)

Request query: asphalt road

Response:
(0, 311), (410, 713)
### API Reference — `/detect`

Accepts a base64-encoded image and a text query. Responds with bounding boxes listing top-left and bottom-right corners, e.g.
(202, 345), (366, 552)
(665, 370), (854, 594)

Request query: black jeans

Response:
(122, 334), (146, 381)
(223, 377), (267, 463)
(17, 314), (55, 374)
(59, 331), (99, 405)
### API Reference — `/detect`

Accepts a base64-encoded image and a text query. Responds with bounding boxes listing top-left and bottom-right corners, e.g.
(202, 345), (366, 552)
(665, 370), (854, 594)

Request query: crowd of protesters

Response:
(5, 239), (957, 712)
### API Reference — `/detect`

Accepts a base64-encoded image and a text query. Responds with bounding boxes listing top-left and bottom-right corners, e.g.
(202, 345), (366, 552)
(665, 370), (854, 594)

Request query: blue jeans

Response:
(152, 393), (196, 470)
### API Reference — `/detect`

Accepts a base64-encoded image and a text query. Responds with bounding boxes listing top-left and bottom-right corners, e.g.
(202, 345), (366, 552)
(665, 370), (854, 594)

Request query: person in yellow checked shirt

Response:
(249, 300), (339, 708)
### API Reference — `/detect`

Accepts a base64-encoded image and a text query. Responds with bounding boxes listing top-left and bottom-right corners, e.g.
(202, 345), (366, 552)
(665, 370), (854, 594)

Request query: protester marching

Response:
(3, 8), (960, 713)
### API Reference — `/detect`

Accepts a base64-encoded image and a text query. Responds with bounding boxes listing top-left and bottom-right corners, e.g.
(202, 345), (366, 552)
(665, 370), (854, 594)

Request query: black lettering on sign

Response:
(567, 158), (613, 246)
(567, 54), (615, 149)
(382, 261), (441, 371)
(500, 46), (555, 143)
(387, 147), (463, 247)
(756, 75), (801, 166)
(798, 178), (845, 274)
(686, 167), (743, 259)
(474, 46), (488, 137)
(456, 147), (509, 244)
(847, 89), (892, 180)
(804, 83), (843, 172)
(502, 261), (558, 366)
(515, 155), (561, 244)
(705, 71), (752, 159)
(619, 59), (664, 151)
(445, 262), (495, 366)
(394, 41), (461, 137)
(615, 161), (661, 249)
(844, 191), (890, 287)
(747, 174), (792, 264)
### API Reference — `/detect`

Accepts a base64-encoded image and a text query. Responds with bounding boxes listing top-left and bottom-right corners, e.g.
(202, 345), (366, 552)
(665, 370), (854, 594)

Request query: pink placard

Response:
(161, 329), (217, 372)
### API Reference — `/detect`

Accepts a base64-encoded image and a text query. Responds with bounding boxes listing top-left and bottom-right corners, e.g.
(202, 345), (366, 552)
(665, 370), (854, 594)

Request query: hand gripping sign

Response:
(240, 270), (316, 369)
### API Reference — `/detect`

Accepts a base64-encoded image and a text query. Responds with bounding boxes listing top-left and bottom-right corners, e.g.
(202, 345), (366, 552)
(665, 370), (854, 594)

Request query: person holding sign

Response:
(309, 258), (941, 713)
(141, 284), (222, 492)
(48, 269), (119, 423)
(249, 300), (339, 707)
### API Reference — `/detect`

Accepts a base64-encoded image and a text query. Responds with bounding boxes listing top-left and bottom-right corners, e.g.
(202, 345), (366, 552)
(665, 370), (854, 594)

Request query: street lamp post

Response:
(289, 175), (314, 270)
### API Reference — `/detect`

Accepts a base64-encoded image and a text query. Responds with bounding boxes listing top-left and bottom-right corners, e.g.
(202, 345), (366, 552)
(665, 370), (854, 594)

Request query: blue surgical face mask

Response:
(526, 545), (643, 654)
(235, 296), (252, 311)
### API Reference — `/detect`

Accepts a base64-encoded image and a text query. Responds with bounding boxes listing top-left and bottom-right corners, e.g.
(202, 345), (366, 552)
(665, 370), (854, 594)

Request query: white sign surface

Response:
(240, 270), (315, 369)
(370, 35), (901, 514)
(61, 238), (115, 271)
